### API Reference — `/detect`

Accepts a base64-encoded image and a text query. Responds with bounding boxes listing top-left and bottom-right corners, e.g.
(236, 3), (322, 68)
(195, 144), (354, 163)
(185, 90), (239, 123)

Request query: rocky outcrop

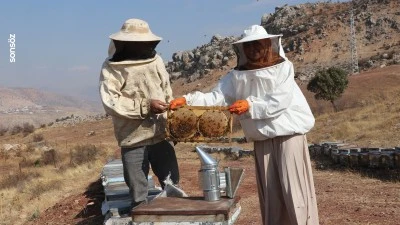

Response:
(49, 114), (109, 127)
(166, 35), (238, 82)
(261, 4), (310, 37)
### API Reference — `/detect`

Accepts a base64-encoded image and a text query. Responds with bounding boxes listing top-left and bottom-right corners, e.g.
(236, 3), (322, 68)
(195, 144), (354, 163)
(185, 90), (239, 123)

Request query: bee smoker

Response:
(196, 147), (245, 202)
(196, 146), (221, 201)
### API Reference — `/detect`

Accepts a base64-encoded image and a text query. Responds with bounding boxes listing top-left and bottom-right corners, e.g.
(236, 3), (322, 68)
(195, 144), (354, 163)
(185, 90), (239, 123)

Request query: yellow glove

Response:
(229, 100), (249, 115)
(169, 97), (187, 109)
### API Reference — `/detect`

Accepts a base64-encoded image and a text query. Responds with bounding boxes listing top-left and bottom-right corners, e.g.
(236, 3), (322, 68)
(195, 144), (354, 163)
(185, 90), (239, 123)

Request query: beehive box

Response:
(357, 148), (370, 167)
(348, 148), (361, 167)
(394, 148), (400, 168)
(166, 106), (233, 143)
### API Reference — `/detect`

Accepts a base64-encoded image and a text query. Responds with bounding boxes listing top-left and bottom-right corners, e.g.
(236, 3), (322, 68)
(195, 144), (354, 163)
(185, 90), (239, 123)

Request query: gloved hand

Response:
(169, 97), (187, 109)
(229, 100), (249, 115)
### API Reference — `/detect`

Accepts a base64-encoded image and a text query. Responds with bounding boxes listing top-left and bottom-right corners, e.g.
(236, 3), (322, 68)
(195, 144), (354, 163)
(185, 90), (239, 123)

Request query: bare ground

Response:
(24, 141), (400, 225)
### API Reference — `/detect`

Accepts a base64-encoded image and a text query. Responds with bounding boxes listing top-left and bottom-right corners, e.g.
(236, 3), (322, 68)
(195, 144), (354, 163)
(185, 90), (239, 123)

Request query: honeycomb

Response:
(198, 110), (229, 137)
(168, 107), (197, 138)
(166, 106), (232, 142)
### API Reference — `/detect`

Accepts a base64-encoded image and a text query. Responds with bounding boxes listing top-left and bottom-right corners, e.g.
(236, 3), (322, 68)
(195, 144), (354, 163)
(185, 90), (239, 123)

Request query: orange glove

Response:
(229, 100), (249, 115)
(169, 97), (187, 109)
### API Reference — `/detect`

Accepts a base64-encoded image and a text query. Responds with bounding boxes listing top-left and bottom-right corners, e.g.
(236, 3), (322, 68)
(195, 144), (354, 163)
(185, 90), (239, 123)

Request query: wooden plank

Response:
(132, 214), (226, 222)
(132, 197), (239, 216)
(172, 105), (230, 111)
(132, 197), (241, 223)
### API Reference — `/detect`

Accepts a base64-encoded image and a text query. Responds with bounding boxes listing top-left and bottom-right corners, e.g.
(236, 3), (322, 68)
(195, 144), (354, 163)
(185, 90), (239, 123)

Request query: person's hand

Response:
(229, 100), (249, 115)
(169, 97), (186, 109)
(150, 99), (169, 114)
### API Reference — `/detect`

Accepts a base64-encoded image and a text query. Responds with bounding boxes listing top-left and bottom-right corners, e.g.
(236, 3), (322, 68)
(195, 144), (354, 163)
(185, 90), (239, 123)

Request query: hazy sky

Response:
(0, 0), (335, 101)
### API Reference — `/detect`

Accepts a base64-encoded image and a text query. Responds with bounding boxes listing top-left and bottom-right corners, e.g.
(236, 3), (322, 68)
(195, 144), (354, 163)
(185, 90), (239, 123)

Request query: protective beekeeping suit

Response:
(99, 18), (179, 210)
(170, 25), (319, 225)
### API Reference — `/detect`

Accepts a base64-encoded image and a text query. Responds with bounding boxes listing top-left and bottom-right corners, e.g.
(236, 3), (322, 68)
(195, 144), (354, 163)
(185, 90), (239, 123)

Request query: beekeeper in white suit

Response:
(170, 25), (319, 225)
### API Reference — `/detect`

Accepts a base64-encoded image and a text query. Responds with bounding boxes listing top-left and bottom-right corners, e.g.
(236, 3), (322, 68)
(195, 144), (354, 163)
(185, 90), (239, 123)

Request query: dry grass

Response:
(0, 119), (116, 225)
(306, 65), (400, 147)
(308, 99), (400, 147)
(0, 159), (111, 225)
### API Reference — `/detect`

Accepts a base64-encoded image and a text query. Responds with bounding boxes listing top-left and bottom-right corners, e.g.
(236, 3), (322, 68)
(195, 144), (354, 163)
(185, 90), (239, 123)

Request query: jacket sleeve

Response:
(156, 57), (173, 103)
(99, 62), (150, 119)
(247, 62), (294, 119)
(184, 72), (235, 106)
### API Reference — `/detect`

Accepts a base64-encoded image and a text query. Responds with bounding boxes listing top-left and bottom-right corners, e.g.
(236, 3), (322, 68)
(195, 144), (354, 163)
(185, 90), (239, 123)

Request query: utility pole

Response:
(350, 8), (359, 74)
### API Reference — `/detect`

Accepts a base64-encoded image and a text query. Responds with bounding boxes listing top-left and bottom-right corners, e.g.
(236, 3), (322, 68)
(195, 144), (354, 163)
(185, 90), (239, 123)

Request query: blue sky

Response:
(0, 0), (335, 101)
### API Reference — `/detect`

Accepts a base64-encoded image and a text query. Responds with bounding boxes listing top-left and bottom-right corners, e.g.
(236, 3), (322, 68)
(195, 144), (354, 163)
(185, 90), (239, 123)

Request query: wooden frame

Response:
(166, 106), (233, 143)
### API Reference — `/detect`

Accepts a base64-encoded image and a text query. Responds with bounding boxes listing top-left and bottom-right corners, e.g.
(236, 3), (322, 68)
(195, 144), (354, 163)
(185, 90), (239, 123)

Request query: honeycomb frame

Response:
(166, 105), (233, 143)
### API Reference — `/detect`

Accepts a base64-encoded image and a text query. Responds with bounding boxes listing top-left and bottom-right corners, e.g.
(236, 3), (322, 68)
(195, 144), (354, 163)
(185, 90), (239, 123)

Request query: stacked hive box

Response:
(101, 159), (161, 217)
(308, 143), (400, 169)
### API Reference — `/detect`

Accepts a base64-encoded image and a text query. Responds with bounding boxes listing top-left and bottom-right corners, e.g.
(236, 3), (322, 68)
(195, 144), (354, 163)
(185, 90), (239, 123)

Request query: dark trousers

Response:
(121, 140), (179, 207)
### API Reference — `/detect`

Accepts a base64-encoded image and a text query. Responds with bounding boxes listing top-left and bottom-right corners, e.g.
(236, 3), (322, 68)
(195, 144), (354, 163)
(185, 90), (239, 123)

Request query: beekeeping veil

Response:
(108, 18), (161, 62)
(233, 25), (286, 70)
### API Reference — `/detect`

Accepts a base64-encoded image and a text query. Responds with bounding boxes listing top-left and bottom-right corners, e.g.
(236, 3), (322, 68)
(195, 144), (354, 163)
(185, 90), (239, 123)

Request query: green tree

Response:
(307, 67), (349, 112)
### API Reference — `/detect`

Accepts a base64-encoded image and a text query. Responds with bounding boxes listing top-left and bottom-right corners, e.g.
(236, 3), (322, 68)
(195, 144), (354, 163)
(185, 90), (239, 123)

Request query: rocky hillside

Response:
(0, 87), (101, 112)
(166, 0), (400, 82)
(0, 87), (103, 127)
(166, 35), (239, 81)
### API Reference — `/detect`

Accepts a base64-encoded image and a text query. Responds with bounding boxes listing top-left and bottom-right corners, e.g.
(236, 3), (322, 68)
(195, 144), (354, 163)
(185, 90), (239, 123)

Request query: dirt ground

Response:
(24, 140), (400, 225)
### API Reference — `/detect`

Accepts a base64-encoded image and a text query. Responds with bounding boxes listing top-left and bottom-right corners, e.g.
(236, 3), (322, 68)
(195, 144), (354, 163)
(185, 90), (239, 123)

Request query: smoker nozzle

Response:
(196, 147), (218, 169)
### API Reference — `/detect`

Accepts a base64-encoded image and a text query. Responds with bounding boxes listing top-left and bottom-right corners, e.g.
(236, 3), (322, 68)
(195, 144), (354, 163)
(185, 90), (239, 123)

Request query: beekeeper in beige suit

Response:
(171, 25), (319, 225)
(99, 18), (180, 210)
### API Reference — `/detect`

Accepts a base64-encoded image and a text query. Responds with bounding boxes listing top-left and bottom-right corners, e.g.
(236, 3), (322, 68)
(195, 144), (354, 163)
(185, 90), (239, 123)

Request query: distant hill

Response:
(0, 87), (103, 127)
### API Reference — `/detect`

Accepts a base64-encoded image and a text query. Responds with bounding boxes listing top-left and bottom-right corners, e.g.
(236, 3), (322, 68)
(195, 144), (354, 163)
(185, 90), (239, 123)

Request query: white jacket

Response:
(184, 60), (315, 141)
(99, 54), (173, 147)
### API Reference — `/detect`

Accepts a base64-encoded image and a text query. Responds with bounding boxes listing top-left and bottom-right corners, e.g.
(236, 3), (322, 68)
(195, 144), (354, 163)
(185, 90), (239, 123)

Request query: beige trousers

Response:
(254, 134), (319, 225)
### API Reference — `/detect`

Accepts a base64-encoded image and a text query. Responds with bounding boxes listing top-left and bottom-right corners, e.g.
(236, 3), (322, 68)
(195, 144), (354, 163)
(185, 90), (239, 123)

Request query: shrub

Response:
(0, 126), (8, 136)
(25, 143), (36, 152)
(22, 122), (35, 136)
(0, 151), (10, 161)
(307, 67), (349, 112)
(42, 149), (57, 166)
(28, 209), (40, 221)
(11, 125), (23, 135)
(72, 144), (99, 165)
(32, 133), (44, 142)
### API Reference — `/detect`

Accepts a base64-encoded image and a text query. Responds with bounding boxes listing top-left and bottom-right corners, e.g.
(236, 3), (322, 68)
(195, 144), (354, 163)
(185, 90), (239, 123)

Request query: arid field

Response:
(0, 65), (399, 225)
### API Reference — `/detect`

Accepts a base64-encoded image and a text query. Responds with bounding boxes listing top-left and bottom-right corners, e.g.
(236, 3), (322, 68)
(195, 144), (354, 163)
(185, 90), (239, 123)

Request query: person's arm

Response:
(184, 72), (236, 106)
(99, 62), (150, 119)
(247, 63), (295, 119)
(156, 56), (173, 103)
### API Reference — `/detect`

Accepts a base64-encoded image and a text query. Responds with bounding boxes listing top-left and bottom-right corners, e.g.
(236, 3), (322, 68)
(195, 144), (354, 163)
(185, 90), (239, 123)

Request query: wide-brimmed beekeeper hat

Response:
(232, 25), (287, 68)
(109, 18), (162, 42)
(233, 25), (282, 44)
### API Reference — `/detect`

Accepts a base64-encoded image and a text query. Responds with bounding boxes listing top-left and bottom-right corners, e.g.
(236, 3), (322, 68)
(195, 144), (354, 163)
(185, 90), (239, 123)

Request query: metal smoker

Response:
(196, 147), (245, 202)
(197, 146), (221, 201)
